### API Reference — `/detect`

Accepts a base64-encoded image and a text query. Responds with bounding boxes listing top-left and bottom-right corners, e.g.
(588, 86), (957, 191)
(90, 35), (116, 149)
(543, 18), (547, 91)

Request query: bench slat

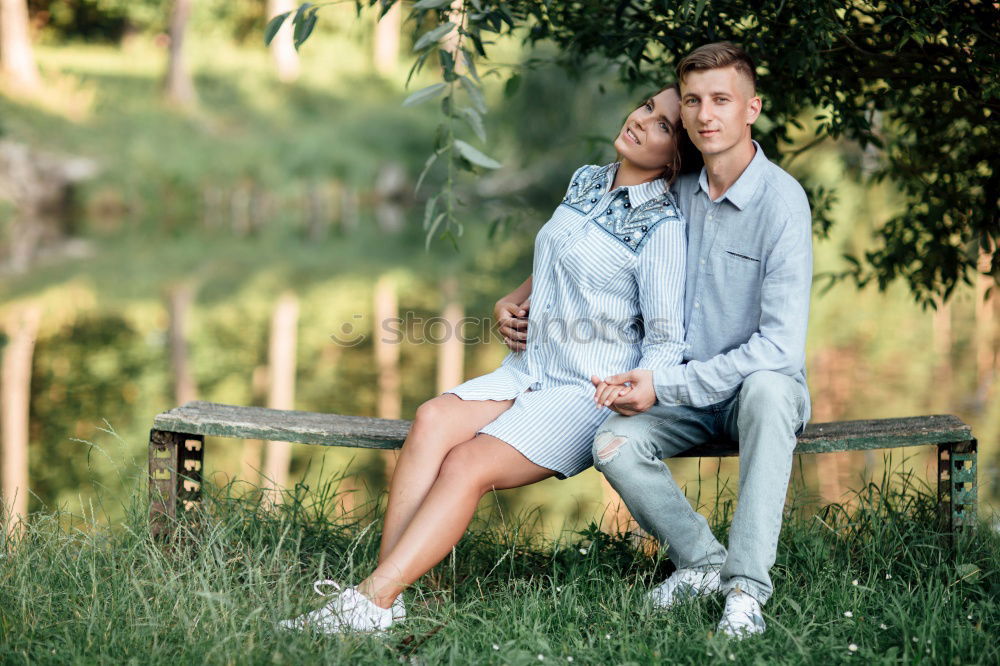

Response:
(153, 402), (971, 456)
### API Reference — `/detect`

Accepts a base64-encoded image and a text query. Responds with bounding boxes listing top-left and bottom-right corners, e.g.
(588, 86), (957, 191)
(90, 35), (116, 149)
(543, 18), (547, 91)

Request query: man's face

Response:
(679, 66), (761, 159)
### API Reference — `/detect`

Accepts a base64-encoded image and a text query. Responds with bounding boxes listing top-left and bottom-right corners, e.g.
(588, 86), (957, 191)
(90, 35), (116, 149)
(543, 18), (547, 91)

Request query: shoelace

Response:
(313, 579), (343, 597)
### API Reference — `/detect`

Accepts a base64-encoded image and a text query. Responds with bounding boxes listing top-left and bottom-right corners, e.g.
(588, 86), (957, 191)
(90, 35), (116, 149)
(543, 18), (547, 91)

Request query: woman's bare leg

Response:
(359, 434), (553, 608)
(378, 395), (514, 562)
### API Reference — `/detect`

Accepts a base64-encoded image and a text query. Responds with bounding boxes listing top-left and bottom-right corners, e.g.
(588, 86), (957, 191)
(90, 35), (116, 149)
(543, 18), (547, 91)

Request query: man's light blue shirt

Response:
(655, 141), (813, 422)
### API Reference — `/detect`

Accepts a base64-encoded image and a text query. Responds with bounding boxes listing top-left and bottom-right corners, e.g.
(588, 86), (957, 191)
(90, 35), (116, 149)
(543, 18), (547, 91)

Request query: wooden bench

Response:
(148, 401), (978, 537)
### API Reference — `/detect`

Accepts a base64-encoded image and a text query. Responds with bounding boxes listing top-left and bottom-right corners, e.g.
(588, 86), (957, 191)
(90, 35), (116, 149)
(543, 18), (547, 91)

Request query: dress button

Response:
(591, 198), (597, 203)
(624, 202), (630, 208)
(641, 226), (647, 232)
(606, 208), (612, 214)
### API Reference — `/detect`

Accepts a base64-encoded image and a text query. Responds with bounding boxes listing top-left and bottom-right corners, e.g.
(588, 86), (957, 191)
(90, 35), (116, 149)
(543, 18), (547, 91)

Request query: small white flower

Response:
(556, 586), (562, 592)
(567, 658), (574, 663)
(879, 623), (888, 630)
(968, 614), (974, 620)
(537, 655), (545, 661)
(926, 648), (931, 654)
(492, 644), (500, 651)
(926, 639), (931, 645)
(852, 579), (859, 586)
(885, 573), (892, 579)
(912, 637), (919, 643)
(728, 654), (736, 662)
(579, 548), (588, 555)
(844, 611), (854, 618)
(848, 644), (858, 652)
(604, 634), (611, 640)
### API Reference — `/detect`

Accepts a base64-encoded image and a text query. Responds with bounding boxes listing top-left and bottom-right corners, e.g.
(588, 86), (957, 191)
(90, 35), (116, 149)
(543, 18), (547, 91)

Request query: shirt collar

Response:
(605, 163), (667, 208)
(697, 140), (767, 210)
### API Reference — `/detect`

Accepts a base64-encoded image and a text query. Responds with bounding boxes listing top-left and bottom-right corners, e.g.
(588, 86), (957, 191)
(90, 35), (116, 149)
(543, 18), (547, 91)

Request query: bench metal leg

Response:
(937, 439), (978, 536)
(148, 429), (204, 537)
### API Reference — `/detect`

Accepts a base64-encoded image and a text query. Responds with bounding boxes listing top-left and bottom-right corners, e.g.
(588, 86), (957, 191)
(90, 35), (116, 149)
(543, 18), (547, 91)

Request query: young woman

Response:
(280, 85), (691, 634)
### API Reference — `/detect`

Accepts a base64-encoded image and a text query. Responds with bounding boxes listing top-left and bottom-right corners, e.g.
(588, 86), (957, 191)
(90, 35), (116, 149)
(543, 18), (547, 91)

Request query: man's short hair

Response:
(676, 41), (757, 93)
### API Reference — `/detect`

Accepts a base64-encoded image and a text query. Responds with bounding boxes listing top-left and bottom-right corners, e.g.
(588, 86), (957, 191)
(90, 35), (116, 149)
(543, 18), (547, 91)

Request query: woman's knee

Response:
(404, 396), (460, 455)
(437, 443), (491, 494)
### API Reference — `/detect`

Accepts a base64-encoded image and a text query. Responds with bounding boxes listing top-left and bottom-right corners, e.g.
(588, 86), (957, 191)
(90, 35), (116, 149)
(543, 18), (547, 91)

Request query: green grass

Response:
(1, 470), (997, 665)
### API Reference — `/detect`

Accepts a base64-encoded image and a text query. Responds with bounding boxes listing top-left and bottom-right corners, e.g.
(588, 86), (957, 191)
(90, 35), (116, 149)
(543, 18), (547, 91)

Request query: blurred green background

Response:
(0, 0), (996, 537)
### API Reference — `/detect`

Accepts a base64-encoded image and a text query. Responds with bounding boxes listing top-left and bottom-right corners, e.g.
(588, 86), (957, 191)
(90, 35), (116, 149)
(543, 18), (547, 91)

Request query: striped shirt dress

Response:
(446, 163), (687, 478)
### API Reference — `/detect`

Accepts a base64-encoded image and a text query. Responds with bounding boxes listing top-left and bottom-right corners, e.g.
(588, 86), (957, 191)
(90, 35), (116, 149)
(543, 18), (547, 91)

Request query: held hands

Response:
(495, 298), (531, 351)
(591, 369), (657, 416)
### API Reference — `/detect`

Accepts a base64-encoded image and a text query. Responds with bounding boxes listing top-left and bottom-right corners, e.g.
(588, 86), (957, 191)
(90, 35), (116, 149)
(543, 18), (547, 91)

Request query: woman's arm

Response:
(594, 217), (687, 412)
(494, 275), (532, 351)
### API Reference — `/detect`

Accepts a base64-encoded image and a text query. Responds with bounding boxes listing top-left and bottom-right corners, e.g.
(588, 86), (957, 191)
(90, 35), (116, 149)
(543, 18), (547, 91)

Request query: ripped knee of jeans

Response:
(594, 430), (629, 464)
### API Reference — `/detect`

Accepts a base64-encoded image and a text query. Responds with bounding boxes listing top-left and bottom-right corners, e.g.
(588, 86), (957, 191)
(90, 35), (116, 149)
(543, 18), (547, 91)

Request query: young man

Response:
(589, 42), (813, 638)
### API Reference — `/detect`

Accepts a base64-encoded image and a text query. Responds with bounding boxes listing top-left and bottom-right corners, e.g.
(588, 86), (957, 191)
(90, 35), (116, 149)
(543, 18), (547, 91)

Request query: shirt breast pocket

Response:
(709, 247), (763, 281)
(558, 223), (632, 291)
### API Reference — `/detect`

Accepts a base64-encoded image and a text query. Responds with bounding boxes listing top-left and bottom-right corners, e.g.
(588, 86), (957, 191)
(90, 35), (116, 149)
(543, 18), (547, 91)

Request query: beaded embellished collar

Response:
(561, 163), (680, 254)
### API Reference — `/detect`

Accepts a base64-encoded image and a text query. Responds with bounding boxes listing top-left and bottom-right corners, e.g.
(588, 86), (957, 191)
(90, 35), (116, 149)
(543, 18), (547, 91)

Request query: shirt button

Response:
(694, 302), (701, 309)
(700, 259), (705, 265)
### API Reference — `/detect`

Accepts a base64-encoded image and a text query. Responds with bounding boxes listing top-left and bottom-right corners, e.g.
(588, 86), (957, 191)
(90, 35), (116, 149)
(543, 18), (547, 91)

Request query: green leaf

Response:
(413, 0), (452, 9)
(503, 73), (521, 98)
(293, 6), (318, 50)
(263, 11), (291, 46)
(693, 0), (708, 21)
(402, 82), (447, 107)
(460, 47), (480, 82)
(413, 22), (455, 52)
(454, 139), (501, 169)
(423, 195), (439, 230)
(439, 49), (456, 81)
(425, 212), (446, 250)
(459, 75), (486, 114)
(415, 148), (443, 193)
(459, 106), (486, 142)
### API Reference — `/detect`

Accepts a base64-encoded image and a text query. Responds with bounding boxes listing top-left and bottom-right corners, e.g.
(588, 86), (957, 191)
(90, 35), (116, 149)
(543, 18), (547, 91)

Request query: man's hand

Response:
(591, 369), (657, 415)
(495, 299), (530, 351)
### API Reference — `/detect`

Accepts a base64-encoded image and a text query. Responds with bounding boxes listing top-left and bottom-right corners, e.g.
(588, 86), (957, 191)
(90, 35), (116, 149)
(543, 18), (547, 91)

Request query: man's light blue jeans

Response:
(593, 370), (807, 604)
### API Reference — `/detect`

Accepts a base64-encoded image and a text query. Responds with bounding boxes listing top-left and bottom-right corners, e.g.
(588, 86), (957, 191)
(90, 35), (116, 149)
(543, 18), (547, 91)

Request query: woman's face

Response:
(614, 87), (681, 176)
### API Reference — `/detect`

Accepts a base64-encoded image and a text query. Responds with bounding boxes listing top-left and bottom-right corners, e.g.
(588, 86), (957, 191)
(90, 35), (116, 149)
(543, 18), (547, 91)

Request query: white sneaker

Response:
(277, 580), (395, 634)
(648, 568), (722, 609)
(391, 595), (406, 623)
(717, 589), (766, 639)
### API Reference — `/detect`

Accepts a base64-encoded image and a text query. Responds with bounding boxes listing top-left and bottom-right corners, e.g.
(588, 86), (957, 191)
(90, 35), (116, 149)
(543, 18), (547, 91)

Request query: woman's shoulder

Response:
(561, 163), (617, 213)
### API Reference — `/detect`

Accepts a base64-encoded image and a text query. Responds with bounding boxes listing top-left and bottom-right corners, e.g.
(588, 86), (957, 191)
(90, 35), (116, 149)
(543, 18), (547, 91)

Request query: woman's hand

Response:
(495, 299), (530, 351)
(591, 369), (657, 415)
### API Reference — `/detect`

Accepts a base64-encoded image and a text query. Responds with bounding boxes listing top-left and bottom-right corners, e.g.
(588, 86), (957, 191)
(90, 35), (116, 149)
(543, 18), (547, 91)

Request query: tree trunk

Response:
(931, 298), (952, 408)
(1, 303), (41, 542)
(374, 275), (401, 484)
(0, 0), (40, 93)
(164, 0), (197, 107)
(436, 277), (464, 393)
(240, 364), (269, 485)
(975, 249), (995, 405)
(372, 0), (400, 76)
(166, 285), (197, 406)
(261, 292), (299, 506)
(267, 0), (300, 83)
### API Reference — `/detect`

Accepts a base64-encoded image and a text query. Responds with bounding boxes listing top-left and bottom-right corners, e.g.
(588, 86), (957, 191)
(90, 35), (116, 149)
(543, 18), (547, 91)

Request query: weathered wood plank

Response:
(154, 402), (971, 455)
(153, 401), (410, 449)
